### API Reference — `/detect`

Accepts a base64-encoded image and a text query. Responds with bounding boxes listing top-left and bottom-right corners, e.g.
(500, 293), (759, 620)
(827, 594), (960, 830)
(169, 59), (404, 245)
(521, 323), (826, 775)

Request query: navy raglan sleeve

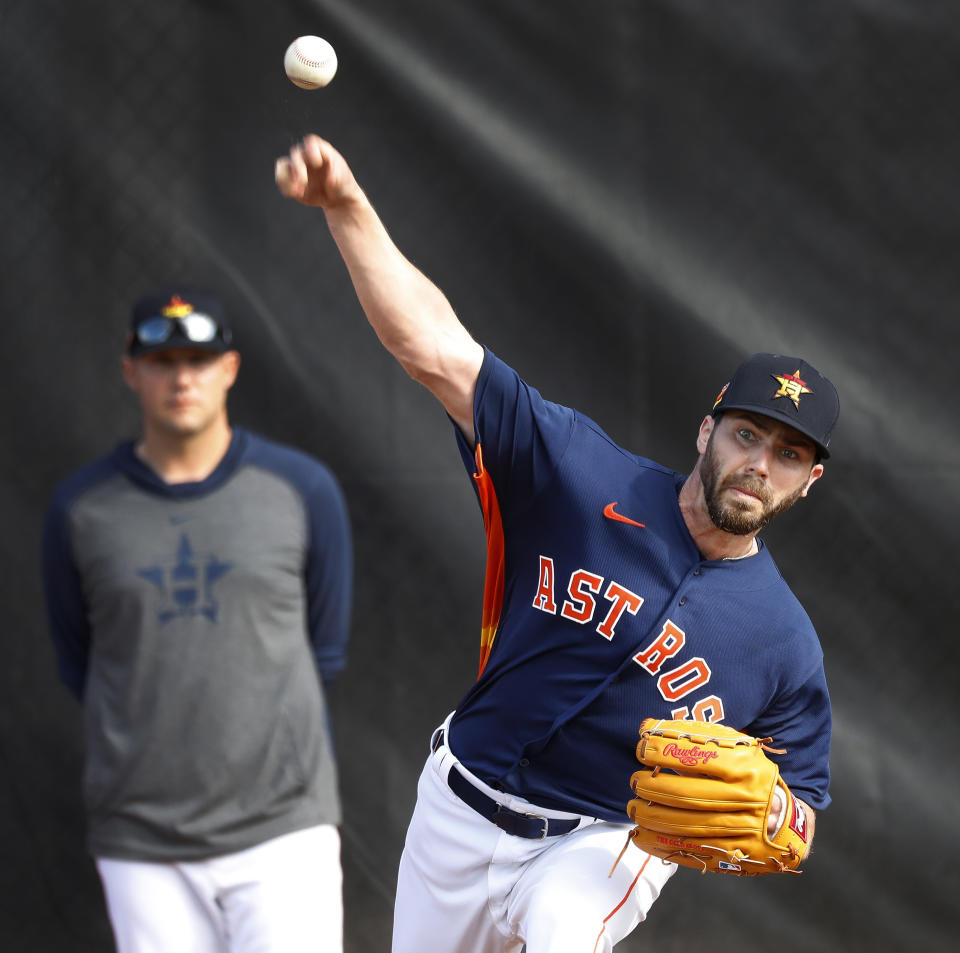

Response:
(41, 491), (91, 701)
(302, 465), (353, 686)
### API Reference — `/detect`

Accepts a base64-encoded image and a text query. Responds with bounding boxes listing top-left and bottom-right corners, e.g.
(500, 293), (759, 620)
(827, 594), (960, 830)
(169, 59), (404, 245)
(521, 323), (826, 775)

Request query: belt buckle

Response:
(515, 809), (550, 840)
(526, 813), (549, 840)
(492, 804), (550, 840)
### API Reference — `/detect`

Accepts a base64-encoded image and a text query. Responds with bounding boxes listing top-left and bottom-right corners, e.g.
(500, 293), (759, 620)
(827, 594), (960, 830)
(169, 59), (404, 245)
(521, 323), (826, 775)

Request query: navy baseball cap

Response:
(711, 353), (839, 459)
(127, 288), (234, 357)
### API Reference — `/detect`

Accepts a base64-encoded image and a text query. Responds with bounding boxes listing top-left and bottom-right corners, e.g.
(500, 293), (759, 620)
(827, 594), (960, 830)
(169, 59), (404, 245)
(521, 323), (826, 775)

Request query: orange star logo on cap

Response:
(771, 370), (812, 408)
(161, 295), (195, 318)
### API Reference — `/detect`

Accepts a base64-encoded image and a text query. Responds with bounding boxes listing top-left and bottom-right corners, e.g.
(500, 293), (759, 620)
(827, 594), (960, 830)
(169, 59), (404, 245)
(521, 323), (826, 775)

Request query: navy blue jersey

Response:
(448, 349), (831, 823)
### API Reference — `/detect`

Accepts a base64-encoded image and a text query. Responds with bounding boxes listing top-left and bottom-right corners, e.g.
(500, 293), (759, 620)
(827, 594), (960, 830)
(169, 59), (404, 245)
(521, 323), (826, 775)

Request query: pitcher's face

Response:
(696, 412), (823, 535)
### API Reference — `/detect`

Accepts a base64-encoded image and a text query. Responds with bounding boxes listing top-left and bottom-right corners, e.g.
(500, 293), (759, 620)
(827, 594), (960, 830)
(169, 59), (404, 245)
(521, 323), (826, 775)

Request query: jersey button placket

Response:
(681, 565), (704, 606)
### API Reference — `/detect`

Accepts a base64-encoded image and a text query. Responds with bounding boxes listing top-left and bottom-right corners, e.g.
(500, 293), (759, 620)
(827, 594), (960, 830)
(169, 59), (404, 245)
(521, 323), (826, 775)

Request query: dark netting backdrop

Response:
(1, 1), (957, 950)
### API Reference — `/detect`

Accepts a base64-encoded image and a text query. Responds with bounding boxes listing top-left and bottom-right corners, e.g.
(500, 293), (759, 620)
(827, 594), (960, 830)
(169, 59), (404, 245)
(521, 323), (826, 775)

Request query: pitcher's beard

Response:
(700, 435), (805, 535)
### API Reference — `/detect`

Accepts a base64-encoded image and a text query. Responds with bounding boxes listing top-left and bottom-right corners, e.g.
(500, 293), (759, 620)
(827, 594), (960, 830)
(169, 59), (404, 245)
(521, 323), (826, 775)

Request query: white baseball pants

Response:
(392, 717), (676, 953)
(96, 823), (342, 953)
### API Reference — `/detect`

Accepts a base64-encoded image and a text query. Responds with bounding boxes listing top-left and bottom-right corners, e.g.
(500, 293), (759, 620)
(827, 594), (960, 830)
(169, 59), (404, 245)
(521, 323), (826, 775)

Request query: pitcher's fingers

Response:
(274, 156), (296, 195)
(276, 144), (310, 197)
(301, 134), (328, 168)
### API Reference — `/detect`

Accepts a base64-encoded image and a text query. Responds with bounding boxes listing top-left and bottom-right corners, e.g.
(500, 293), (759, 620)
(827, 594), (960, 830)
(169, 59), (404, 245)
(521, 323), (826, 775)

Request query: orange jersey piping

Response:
(472, 443), (505, 678)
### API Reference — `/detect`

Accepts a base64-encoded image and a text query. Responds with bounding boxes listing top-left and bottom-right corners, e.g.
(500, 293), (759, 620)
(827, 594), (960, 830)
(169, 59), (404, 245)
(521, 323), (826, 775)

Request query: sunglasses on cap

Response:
(132, 312), (232, 347)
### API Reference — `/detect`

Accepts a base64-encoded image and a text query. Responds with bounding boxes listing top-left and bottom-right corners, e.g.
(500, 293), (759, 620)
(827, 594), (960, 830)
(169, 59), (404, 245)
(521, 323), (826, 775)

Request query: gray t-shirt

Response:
(42, 428), (353, 861)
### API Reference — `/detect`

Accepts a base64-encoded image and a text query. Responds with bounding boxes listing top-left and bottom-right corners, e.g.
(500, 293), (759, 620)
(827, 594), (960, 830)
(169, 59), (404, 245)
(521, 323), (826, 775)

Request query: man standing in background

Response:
(42, 288), (353, 952)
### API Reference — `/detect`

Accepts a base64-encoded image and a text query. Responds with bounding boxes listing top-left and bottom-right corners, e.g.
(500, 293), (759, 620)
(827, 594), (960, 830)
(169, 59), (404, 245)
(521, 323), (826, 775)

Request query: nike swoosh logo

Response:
(603, 502), (645, 528)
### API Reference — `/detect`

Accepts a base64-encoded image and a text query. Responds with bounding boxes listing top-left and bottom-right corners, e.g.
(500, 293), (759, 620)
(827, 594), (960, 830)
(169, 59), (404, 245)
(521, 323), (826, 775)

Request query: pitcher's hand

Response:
(275, 135), (362, 210)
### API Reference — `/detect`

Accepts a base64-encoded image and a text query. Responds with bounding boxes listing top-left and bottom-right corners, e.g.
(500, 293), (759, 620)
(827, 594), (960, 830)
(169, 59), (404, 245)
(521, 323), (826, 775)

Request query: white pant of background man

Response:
(97, 824), (342, 953)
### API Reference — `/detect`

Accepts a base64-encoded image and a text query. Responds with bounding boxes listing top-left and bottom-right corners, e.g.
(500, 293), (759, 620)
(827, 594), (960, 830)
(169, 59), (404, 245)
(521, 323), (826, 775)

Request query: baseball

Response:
(284, 36), (337, 90)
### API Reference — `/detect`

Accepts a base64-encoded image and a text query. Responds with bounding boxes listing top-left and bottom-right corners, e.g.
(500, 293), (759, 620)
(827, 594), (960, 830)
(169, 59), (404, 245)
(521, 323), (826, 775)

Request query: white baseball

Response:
(284, 36), (338, 90)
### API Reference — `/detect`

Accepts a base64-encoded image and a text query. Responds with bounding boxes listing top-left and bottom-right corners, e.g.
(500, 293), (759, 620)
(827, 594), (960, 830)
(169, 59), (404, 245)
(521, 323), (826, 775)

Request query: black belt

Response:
(434, 729), (580, 840)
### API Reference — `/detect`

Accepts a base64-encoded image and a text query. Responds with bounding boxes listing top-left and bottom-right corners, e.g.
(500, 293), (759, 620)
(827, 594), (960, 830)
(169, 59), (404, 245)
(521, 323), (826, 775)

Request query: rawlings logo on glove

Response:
(626, 718), (809, 876)
(661, 742), (719, 767)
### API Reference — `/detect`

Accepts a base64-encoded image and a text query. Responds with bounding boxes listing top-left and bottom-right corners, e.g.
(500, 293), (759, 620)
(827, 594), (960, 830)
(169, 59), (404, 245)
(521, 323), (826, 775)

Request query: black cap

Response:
(711, 353), (839, 459)
(127, 288), (233, 357)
